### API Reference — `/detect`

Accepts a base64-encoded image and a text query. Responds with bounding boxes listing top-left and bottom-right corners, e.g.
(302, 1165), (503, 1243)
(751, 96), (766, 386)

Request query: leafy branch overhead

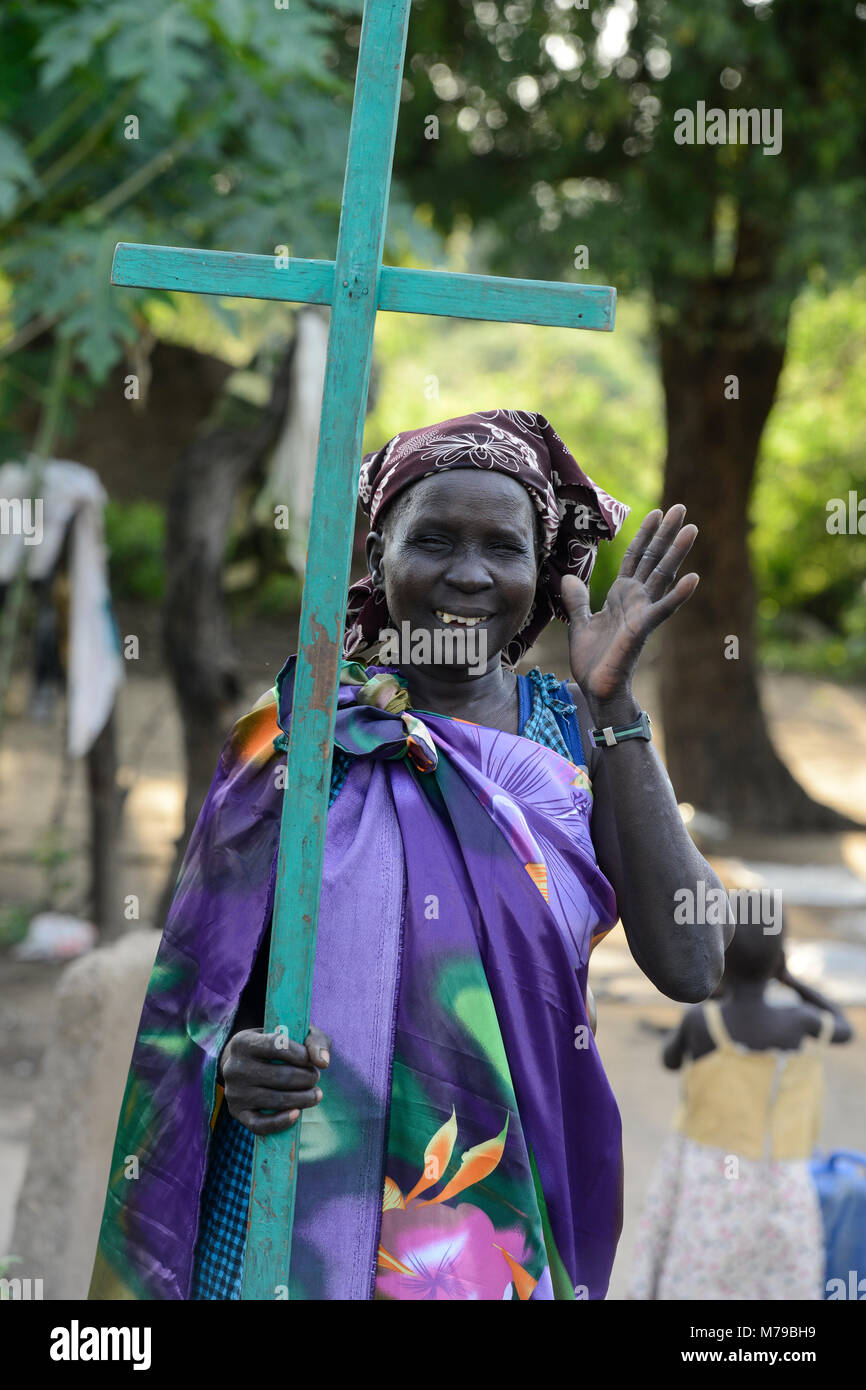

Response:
(0, 0), (436, 384)
(387, 0), (866, 318)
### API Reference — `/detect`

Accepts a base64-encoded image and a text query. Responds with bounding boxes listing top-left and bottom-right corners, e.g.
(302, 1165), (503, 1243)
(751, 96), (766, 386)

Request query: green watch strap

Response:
(589, 710), (652, 747)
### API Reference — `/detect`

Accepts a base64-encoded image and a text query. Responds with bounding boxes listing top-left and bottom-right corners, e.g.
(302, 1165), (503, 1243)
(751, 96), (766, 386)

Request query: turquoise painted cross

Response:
(111, 0), (615, 1299)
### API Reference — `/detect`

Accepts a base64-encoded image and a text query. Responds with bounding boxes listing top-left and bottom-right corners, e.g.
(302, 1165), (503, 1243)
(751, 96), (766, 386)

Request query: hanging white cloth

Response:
(255, 305), (329, 575)
(0, 458), (124, 757)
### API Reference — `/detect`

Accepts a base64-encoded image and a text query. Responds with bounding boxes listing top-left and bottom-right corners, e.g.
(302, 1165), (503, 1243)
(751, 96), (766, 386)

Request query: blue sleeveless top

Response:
(516, 667), (586, 767)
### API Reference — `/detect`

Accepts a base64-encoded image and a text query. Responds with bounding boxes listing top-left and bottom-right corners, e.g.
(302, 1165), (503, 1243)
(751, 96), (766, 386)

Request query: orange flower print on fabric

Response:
(376, 1110), (539, 1300)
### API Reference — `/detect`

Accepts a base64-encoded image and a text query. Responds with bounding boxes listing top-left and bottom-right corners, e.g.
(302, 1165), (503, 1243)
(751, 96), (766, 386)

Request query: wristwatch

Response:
(589, 709), (653, 748)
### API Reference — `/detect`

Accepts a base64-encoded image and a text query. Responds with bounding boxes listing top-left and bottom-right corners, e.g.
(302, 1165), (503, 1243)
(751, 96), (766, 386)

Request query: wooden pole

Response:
(240, 0), (414, 1299)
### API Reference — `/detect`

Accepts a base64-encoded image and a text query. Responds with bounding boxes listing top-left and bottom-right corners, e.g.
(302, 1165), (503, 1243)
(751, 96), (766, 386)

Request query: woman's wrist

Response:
(584, 687), (643, 729)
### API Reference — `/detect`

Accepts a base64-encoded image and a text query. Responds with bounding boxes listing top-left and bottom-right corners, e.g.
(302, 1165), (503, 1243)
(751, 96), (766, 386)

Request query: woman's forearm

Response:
(587, 687), (732, 1002)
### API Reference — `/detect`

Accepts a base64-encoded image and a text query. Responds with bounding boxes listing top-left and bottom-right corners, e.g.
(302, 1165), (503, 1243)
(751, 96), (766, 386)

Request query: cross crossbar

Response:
(112, 243), (616, 330)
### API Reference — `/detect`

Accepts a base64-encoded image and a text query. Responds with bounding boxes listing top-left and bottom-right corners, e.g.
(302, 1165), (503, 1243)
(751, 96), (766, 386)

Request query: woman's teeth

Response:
(436, 611), (486, 626)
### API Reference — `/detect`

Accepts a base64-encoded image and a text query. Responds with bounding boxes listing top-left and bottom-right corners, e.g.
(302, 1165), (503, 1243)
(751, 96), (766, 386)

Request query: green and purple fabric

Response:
(89, 657), (622, 1302)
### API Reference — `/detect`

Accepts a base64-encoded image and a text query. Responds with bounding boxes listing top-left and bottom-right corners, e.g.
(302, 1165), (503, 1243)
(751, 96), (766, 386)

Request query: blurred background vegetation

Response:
(100, 283), (866, 678)
(1, 0), (864, 844)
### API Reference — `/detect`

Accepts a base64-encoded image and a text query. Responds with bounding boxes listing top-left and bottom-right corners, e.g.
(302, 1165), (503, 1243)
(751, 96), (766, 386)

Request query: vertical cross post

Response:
(240, 0), (413, 1298)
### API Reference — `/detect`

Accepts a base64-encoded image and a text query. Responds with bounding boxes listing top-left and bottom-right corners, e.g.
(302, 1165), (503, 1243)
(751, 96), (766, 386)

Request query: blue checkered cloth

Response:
(520, 666), (585, 764)
(190, 1101), (256, 1299)
(190, 667), (585, 1299)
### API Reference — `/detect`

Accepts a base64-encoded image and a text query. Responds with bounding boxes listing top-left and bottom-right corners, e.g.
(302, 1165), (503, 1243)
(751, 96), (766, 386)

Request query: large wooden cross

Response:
(112, 0), (615, 1299)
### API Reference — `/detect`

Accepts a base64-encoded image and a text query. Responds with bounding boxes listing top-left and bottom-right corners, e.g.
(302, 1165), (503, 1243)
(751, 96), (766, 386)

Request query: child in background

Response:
(628, 915), (853, 1300)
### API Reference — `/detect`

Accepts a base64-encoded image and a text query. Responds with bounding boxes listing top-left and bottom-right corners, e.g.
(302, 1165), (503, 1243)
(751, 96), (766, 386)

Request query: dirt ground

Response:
(2, 606), (865, 1298)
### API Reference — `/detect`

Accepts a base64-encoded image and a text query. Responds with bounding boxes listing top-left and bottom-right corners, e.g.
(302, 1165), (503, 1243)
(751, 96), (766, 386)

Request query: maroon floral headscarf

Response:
(344, 408), (630, 666)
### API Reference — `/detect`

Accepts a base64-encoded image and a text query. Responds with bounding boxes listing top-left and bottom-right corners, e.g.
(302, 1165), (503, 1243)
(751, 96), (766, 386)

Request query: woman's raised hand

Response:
(560, 505), (699, 706)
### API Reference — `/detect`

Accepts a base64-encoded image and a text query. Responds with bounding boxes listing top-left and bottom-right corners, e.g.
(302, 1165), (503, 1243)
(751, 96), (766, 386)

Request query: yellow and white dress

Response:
(628, 999), (834, 1300)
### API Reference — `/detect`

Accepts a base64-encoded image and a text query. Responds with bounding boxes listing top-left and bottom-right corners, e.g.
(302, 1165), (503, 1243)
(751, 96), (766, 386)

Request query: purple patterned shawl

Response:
(89, 657), (623, 1301)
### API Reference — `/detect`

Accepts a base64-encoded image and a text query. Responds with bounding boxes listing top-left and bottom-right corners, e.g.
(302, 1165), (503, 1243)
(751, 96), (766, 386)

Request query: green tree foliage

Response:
(753, 277), (866, 674)
(104, 499), (166, 600)
(389, 0), (865, 305)
(0, 0), (433, 396)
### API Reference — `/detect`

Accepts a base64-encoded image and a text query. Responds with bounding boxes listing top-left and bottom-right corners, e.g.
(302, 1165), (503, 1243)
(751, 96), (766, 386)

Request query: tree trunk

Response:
(655, 262), (860, 832)
(156, 347), (295, 924)
(87, 707), (123, 937)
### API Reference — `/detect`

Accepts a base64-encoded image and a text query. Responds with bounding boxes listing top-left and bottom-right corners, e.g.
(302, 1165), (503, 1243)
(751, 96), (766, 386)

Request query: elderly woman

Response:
(90, 409), (731, 1303)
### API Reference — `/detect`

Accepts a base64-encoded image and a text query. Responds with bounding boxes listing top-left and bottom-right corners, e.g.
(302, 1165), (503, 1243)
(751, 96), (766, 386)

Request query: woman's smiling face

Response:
(366, 469), (544, 672)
